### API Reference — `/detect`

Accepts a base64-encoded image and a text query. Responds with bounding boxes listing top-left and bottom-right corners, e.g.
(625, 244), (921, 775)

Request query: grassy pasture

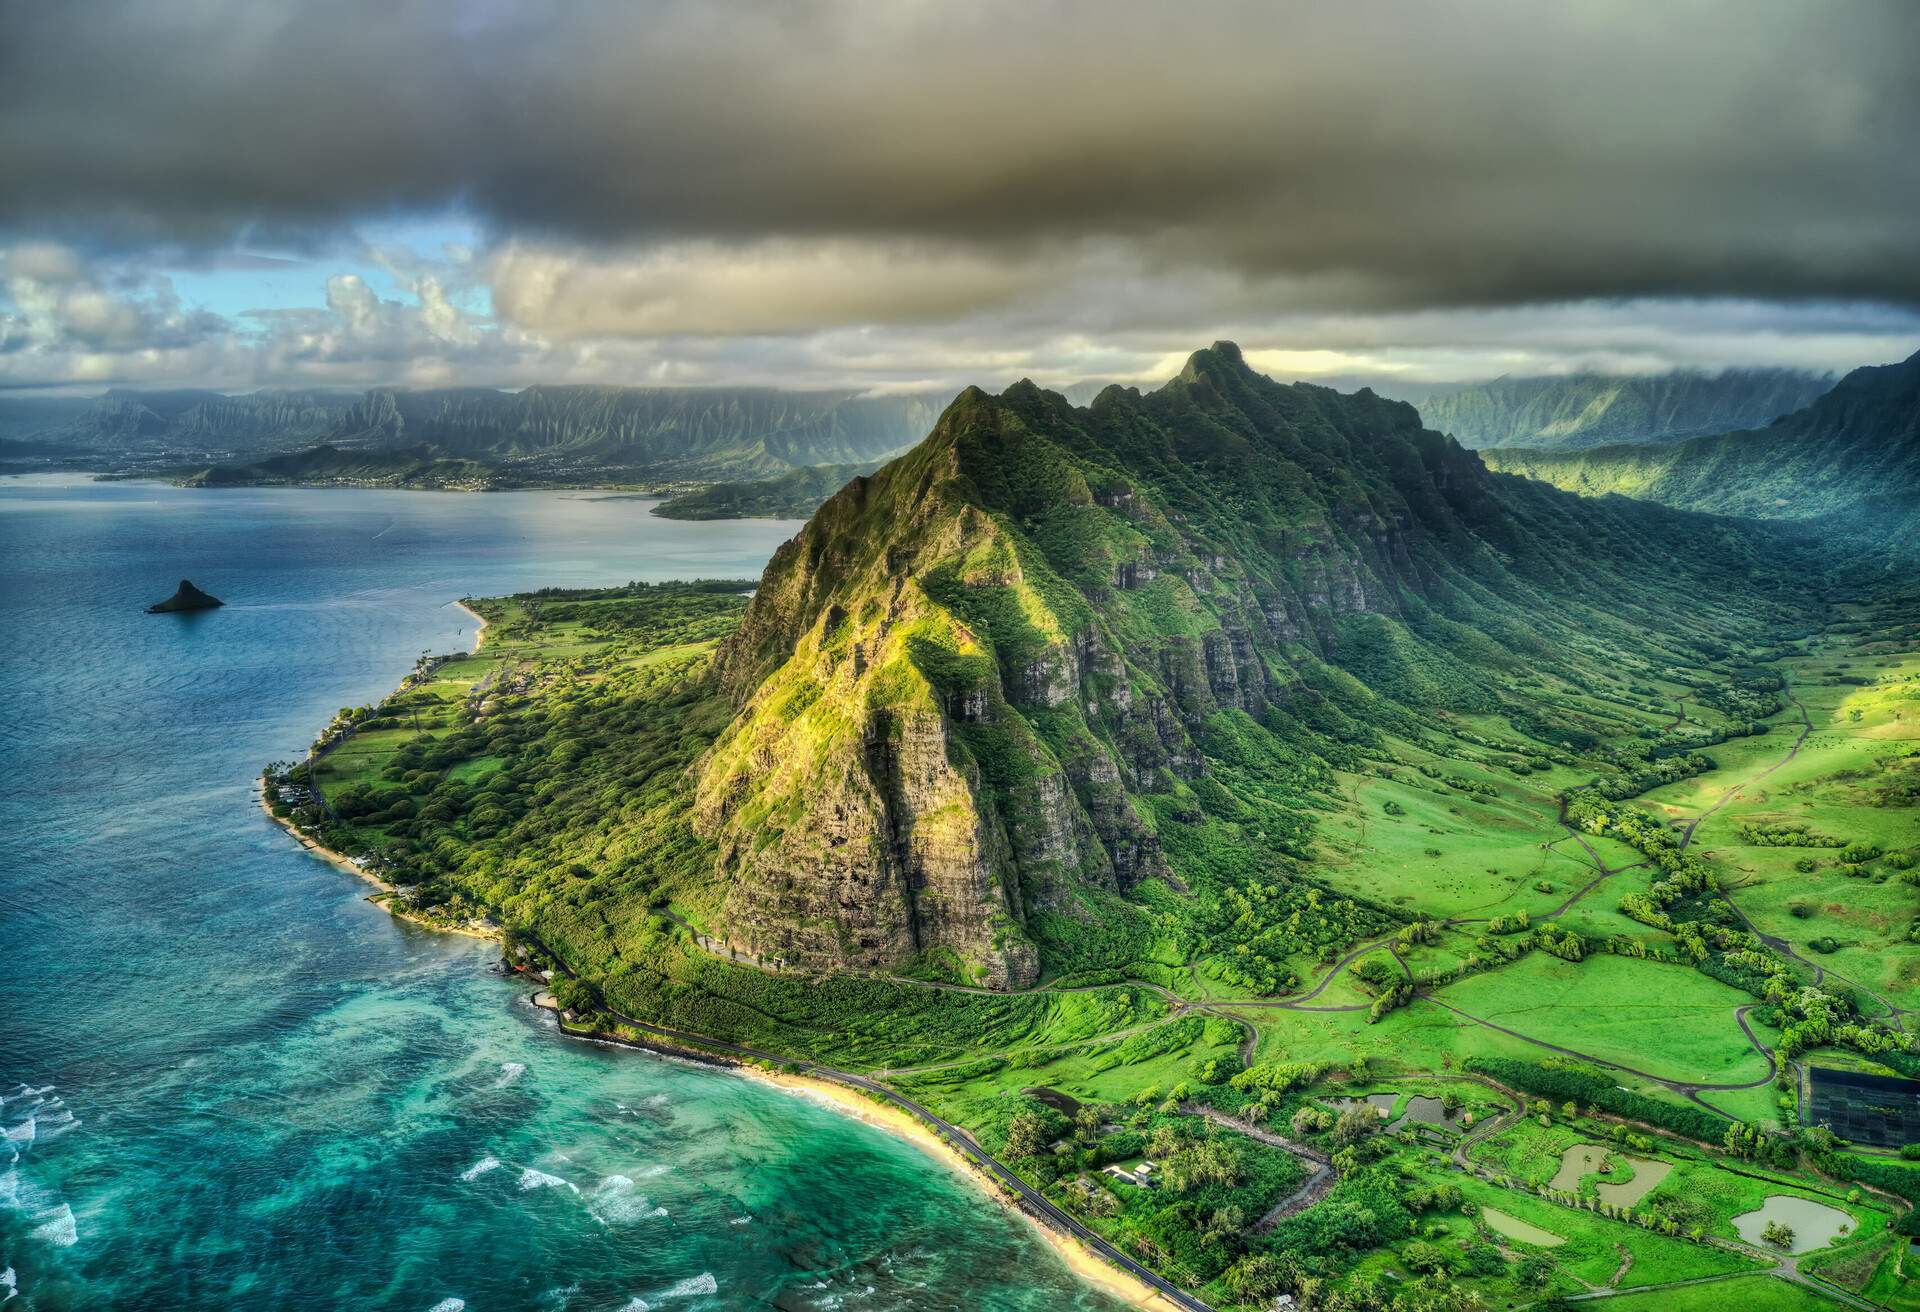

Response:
(1591, 1276), (1847, 1312)
(1435, 953), (1770, 1085)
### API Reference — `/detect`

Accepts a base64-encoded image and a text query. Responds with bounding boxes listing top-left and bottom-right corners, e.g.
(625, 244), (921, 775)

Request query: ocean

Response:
(0, 475), (1124, 1312)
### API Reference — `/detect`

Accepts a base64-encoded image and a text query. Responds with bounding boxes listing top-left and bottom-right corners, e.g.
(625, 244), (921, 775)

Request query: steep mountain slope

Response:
(689, 343), (1809, 988)
(330, 385), (943, 479)
(1482, 350), (1920, 536)
(54, 388), (358, 451)
(0, 395), (92, 441)
(1416, 368), (1831, 450)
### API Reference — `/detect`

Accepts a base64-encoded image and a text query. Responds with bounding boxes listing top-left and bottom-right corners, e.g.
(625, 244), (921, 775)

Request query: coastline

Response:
(524, 992), (1187, 1312)
(451, 598), (488, 652)
(256, 588), (1180, 1310)
(257, 791), (501, 942)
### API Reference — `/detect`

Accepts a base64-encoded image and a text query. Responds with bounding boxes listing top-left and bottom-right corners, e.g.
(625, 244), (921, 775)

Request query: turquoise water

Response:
(0, 475), (1124, 1312)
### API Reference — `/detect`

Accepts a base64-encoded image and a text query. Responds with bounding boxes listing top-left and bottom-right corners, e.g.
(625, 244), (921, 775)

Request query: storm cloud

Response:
(1, 0), (1916, 391)
(6, 0), (1918, 306)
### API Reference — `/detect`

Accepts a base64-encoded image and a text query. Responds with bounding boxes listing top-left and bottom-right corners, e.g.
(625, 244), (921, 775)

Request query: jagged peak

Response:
(1174, 340), (1249, 386)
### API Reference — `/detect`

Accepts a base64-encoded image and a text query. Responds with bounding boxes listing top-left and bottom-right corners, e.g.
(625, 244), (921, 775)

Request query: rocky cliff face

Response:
(61, 389), (355, 450)
(690, 343), (1784, 988)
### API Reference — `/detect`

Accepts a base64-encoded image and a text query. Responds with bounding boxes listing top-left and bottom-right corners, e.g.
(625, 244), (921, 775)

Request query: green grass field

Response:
(1435, 953), (1771, 1085)
(1591, 1275), (1847, 1311)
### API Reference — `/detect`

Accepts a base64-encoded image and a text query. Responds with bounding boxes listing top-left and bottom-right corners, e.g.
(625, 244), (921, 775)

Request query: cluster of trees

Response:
(1738, 820), (1842, 848)
(1464, 1057), (1729, 1143)
(1579, 751), (1714, 803)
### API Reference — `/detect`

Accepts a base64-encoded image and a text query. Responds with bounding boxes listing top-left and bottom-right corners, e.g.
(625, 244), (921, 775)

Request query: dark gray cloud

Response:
(4, 0), (1918, 309)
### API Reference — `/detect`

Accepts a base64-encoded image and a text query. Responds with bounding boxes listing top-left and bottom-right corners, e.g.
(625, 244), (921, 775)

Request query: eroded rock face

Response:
(691, 344), (1538, 989)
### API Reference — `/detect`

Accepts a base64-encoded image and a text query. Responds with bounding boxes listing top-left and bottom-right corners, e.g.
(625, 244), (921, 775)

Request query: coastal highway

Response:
(519, 939), (1214, 1312)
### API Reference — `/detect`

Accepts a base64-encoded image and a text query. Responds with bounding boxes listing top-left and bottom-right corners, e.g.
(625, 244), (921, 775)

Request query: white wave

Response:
(633, 1164), (670, 1180)
(426, 1300), (465, 1312)
(729, 1215), (753, 1226)
(659, 1274), (716, 1299)
(585, 1175), (668, 1226)
(458, 1156), (502, 1182)
(30, 1203), (78, 1248)
(1, 1265), (15, 1299)
(642, 1094), (670, 1108)
(620, 1299), (651, 1312)
(516, 1168), (576, 1193)
(492, 1062), (527, 1089)
(34, 1114), (77, 1144)
(2, 1120), (30, 1150)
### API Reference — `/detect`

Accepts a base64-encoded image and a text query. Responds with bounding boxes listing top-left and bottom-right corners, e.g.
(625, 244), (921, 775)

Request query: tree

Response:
(1762, 1219), (1795, 1250)
(1333, 1103), (1378, 1146)
(1292, 1105), (1333, 1137)
(1004, 1111), (1050, 1159)
(1201, 1204), (1245, 1244)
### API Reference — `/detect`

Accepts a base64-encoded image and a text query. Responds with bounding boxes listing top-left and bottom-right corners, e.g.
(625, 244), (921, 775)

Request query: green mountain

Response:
(329, 384), (942, 480)
(268, 344), (1920, 1307)
(650, 462), (876, 520)
(687, 343), (1808, 987)
(1415, 368), (1831, 450)
(1482, 349), (1920, 538)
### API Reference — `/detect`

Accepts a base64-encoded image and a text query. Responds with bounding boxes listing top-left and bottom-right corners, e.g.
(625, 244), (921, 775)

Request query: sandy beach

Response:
(753, 1067), (1189, 1312)
(452, 598), (488, 652)
(525, 993), (1187, 1312)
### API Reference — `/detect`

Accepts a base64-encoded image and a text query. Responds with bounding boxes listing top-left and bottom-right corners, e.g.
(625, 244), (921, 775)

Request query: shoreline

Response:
(256, 589), (1180, 1310)
(257, 791), (501, 942)
(451, 599), (488, 652)
(523, 992), (1187, 1312)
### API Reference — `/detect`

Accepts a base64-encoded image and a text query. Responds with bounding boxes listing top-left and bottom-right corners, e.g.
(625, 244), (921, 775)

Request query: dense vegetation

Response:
(265, 346), (1920, 1312)
(1483, 349), (1920, 547)
(651, 461), (875, 519)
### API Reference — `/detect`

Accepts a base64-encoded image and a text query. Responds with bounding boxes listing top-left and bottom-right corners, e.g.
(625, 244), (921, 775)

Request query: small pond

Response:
(1732, 1195), (1854, 1254)
(1482, 1207), (1566, 1248)
(1598, 1158), (1670, 1208)
(1546, 1142), (1671, 1206)
(1329, 1093), (1452, 1132)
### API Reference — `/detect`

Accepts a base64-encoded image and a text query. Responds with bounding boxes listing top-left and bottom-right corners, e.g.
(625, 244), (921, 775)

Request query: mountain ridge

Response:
(1481, 349), (1920, 542)
(1414, 367), (1833, 450)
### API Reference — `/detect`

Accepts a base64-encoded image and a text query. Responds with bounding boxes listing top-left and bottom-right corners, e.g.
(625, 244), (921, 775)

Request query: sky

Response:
(3, 0), (1918, 397)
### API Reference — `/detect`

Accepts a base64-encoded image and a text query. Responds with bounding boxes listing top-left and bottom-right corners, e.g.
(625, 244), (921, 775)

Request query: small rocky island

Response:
(147, 579), (224, 614)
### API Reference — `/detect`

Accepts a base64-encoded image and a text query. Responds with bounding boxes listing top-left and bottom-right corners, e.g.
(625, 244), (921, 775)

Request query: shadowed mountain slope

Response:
(1416, 368), (1832, 450)
(1483, 350), (1920, 542)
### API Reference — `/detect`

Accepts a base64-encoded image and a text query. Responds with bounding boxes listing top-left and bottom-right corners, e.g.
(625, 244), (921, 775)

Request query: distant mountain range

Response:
(14, 384), (947, 484)
(1482, 349), (1920, 543)
(1414, 368), (1833, 450)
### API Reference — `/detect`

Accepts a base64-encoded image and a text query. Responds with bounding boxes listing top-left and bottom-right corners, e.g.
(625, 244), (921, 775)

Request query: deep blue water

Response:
(0, 475), (1123, 1312)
